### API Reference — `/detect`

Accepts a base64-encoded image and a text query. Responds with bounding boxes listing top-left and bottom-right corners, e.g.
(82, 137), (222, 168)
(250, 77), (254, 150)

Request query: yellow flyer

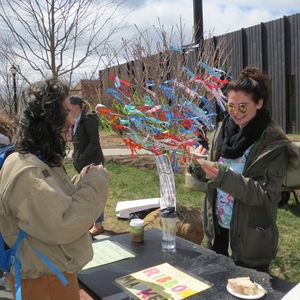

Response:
(115, 262), (211, 299)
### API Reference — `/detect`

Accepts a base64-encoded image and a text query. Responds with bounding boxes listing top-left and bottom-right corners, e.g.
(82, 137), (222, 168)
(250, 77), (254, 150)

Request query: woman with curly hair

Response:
(189, 66), (299, 273)
(0, 79), (110, 299)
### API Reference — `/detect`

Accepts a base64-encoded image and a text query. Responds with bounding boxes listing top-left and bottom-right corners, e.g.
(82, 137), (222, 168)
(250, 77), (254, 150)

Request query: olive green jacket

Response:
(189, 119), (300, 266)
(0, 152), (110, 278)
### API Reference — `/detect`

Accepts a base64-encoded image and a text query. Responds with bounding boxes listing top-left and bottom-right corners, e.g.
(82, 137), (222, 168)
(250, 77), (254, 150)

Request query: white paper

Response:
(116, 198), (160, 218)
(197, 158), (215, 166)
(281, 282), (300, 300)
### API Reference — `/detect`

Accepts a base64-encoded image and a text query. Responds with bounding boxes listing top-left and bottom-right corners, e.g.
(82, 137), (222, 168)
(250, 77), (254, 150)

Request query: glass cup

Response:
(160, 206), (176, 252)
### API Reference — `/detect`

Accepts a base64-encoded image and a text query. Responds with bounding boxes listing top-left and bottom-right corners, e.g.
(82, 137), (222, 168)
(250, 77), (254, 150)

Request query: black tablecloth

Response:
(78, 228), (294, 300)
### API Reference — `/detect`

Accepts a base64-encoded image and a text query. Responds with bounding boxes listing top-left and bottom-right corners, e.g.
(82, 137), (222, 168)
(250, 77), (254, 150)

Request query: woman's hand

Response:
(87, 163), (106, 173)
(191, 145), (219, 179)
(201, 162), (219, 180)
(192, 145), (208, 165)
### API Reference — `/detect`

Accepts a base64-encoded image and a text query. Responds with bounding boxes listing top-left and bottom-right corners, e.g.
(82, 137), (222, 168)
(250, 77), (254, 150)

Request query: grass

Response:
(65, 162), (300, 283)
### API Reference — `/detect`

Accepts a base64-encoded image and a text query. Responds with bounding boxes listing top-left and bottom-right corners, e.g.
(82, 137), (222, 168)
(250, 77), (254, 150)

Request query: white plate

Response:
(227, 285), (265, 299)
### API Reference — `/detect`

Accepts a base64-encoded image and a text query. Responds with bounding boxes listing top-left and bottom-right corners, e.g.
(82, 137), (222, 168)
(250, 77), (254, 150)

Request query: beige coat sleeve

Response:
(1, 157), (110, 245)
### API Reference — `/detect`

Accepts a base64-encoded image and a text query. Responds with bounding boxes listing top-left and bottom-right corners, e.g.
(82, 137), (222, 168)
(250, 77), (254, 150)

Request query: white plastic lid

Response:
(130, 219), (145, 227)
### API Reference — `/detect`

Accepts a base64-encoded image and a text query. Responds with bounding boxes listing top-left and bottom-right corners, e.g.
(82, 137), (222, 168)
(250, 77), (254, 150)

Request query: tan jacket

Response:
(0, 152), (110, 278)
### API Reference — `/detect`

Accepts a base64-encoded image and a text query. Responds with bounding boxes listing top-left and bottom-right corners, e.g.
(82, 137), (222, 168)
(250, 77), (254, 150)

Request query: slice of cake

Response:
(228, 277), (260, 296)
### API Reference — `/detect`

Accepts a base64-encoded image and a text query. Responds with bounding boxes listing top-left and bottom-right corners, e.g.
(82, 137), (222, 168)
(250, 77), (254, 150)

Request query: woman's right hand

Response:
(192, 145), (208, 165)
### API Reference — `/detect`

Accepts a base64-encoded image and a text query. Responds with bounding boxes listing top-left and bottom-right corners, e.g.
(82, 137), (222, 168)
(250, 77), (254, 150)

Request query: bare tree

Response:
(0, 0), (131, 85)
(94, 19), (232, 159)
(0, 71), (15, 119)
(99, 18), (231, 112)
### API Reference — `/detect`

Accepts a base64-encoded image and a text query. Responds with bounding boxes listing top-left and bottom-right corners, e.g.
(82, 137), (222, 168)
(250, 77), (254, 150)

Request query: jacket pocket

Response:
(241, 225), (277, 263)
(60, 245), (73, 264)
(261, 165), (285, 190)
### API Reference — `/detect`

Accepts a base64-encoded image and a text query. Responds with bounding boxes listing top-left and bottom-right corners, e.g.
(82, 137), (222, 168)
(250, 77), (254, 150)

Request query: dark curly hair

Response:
(14, 78), (70, 167)
(225, 66), (269, 107)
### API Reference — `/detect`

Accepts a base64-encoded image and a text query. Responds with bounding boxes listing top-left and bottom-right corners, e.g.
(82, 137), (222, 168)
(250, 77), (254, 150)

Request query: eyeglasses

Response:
(225, 103), (248, 113)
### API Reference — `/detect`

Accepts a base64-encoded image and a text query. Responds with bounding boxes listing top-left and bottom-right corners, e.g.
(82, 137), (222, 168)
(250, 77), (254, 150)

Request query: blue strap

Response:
(32, 248), (68, 286)
(14, 246), (22, 300)
(12, 230), (27, 300)
(11, 230), (27, 253)
(11, 229), (68, 300)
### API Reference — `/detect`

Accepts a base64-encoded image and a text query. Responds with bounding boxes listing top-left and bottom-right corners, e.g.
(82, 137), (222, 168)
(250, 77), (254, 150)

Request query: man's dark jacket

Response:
(72, 110), (104, 173)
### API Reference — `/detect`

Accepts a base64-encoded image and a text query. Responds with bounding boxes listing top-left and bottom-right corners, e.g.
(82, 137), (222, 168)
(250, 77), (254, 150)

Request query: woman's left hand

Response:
(201, 162), (219, 180)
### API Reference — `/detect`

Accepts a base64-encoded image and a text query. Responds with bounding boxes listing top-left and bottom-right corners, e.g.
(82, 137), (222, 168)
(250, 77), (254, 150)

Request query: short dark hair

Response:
(69, 95), (83, 108)
(14, 78), (70, 167)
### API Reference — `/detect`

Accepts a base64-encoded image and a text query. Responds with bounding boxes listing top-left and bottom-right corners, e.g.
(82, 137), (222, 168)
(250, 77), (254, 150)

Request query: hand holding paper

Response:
(189, 145), (209, 165)
(196, 157), (215, 166)
(201, 161), (219, 179)
(189, 145), (218, 178)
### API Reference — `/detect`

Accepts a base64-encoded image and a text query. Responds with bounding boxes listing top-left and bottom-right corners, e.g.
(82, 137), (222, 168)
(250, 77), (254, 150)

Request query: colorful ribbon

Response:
(95, 62), (230, 169)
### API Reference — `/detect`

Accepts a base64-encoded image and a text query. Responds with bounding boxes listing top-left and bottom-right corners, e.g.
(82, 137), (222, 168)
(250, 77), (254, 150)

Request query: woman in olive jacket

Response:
(189, 67), (299, 272)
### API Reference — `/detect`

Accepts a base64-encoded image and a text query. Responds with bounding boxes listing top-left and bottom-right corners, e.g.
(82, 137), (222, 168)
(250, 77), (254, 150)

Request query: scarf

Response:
(217, 108), (271, 159)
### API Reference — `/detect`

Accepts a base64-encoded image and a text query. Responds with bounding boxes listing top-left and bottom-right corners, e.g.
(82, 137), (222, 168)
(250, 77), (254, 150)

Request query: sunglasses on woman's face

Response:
(225, 103), (248, 113)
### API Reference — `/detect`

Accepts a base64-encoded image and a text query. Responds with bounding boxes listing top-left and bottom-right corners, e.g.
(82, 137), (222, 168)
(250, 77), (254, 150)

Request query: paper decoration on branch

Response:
(95, 61), (230, 163)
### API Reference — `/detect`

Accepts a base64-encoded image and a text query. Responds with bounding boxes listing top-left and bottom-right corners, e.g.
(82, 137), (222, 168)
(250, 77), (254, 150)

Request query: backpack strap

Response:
(12, 230), (68, 300)
(10, 230), (26, 300)
(14, 243), (22, 300)
(31, 248), (68, 286)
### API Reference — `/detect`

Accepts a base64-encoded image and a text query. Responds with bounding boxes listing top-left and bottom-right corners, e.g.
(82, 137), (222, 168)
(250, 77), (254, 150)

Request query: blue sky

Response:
(2, 0), (299, 82)
(124, 0), (299, 39)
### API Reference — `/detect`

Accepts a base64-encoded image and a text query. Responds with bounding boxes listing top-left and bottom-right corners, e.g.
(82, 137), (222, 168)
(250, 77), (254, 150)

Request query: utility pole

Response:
(193, 0), (204, 46)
